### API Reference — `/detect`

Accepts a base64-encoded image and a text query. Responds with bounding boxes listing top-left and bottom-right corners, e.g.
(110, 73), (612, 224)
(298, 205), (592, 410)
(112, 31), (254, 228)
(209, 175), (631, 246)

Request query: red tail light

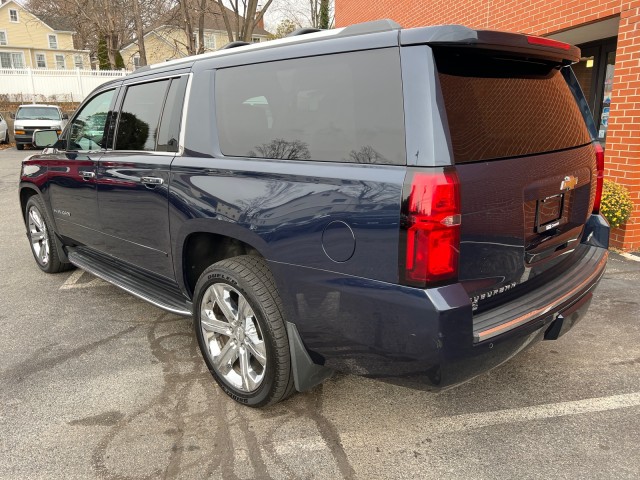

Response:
(526, 35), (571, 51)
(592, 143), (605, 213)
(401, 169), (461, 287)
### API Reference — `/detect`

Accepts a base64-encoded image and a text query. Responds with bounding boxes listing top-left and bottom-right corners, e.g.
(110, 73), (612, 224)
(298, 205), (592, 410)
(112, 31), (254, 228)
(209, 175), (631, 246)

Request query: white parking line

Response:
(333, 392), (640, 448)
(619, 252), (640, 262)
(426, 392), (640, 434)
(268, 392), (640, 454)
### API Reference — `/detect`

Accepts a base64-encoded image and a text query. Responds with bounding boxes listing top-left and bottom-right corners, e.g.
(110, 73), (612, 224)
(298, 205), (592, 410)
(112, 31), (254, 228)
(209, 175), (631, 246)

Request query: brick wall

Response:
(337, 0), (640, 250)
(605, 5), (640, 249)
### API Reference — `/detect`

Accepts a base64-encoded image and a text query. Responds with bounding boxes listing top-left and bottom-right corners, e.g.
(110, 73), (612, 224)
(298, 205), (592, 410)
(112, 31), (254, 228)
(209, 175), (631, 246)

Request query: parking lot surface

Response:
(1, 147), (639, 479)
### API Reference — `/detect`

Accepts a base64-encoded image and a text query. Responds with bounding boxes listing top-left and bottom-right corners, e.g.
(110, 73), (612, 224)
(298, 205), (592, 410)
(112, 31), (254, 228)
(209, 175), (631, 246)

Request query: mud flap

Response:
(286, 321), (334, 392)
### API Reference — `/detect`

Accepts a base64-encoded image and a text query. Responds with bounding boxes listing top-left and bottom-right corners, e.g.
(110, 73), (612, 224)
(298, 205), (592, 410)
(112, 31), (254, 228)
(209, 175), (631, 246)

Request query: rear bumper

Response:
(472, 244), (607, 343)
(438, 244), (606, 390)
(270, 218), (609, 391)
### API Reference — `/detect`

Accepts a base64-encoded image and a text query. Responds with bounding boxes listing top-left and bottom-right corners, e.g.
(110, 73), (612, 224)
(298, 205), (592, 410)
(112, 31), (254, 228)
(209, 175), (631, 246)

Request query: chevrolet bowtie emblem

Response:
(560, 175), (578, 191)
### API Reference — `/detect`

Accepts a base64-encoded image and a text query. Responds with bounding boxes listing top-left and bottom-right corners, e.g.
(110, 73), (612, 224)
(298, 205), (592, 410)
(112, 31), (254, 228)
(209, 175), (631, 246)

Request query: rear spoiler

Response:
(401, 25), (580, 65)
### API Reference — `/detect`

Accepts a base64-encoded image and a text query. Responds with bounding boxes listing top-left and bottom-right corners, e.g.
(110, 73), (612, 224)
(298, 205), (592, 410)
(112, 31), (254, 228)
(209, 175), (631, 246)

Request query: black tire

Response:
(16, 143), (24, 150)
(25, 195), (72, 273)
(194, 255), (295, 407)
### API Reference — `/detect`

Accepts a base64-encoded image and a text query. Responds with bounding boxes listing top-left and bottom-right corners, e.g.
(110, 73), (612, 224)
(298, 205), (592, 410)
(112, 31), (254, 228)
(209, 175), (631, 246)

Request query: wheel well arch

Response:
(182, 232), (262, 298)
(19, 186), (39, 221)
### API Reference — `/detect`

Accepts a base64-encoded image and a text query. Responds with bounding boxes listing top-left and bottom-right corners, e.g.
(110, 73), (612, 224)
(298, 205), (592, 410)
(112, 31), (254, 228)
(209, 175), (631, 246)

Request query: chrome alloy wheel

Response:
(200, 283), (267, 392)
(28, 205), (50, 266)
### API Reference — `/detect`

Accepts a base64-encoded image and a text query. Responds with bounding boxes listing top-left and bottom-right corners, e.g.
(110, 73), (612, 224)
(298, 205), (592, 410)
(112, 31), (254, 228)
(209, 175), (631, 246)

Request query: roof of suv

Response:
(130, 19), (403, 76)
(117, 19), (578, 84)
(17, 104), (62, 109)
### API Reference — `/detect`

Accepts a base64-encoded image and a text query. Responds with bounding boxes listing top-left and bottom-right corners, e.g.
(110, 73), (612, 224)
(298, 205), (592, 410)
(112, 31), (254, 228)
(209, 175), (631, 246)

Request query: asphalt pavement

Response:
(1, 147), (639, 479)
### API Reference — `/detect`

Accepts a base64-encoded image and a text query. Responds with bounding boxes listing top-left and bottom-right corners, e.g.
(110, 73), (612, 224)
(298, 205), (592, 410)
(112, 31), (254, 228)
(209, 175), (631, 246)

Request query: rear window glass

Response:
(434, 48), (591, 163)
(215, 49), (406, 165)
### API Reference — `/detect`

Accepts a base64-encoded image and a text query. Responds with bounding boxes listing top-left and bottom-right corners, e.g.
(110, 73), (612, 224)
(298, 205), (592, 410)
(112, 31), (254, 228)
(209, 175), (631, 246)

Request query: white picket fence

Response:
(0, 68), (130, 103)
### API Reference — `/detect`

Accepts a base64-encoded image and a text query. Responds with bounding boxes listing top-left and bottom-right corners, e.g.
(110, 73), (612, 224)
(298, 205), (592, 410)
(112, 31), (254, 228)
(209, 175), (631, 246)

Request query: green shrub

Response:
(600, 179), (633, 229)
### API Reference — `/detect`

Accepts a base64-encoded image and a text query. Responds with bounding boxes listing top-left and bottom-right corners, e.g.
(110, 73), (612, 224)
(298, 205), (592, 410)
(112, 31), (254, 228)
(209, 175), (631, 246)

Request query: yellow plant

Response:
(600, 179), (633, 229)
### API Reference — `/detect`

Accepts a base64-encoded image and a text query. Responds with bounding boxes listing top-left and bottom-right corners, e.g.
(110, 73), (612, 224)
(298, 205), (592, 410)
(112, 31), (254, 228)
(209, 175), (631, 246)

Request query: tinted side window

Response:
(157, 76), (188, 152)
(116, 80), (170, 151)
(68, 89), (115, 151)
(215, 49), (406, 165)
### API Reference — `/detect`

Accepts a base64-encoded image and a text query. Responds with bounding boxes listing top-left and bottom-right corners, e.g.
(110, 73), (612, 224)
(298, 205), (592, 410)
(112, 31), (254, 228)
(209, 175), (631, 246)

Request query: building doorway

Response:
(572, 37), (617, 144)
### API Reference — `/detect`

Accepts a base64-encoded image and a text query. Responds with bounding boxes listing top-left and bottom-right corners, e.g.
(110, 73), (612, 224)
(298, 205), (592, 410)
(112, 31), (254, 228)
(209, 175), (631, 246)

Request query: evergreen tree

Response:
(115, 51), (125, 69)
(97, 36), (110, 70)
(268, 19), (297, 40)
(319, 0), (330, 29)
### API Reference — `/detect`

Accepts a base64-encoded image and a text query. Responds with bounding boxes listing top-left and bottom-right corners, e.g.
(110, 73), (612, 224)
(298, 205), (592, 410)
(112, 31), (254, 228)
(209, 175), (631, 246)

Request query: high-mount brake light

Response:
(401, 169), (461, 287)
(526, 36), (571, 51)
(592, 143), (605, 213)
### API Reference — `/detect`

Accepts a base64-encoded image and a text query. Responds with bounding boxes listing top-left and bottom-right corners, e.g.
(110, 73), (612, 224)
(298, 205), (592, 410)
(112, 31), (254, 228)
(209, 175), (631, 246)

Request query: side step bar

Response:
(67, 247), (192, 316)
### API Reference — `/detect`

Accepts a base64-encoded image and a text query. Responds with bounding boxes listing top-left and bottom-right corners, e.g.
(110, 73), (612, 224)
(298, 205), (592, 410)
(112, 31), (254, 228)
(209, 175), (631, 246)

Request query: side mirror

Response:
(10, 113), (15, 119)
(33, 129), (60, 148)
(62, 113), (69, 120)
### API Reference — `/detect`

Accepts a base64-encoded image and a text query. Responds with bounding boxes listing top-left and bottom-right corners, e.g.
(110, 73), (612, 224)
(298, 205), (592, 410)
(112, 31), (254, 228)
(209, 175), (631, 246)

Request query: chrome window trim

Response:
(120, 72), (189, 88)
(178, 73), (193, 156)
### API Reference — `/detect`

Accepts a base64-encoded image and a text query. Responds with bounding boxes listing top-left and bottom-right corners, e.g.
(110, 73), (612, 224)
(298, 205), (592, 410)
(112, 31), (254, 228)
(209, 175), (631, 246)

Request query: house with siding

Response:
(0, 0), (89, 69)
(120, 4), (269, 70)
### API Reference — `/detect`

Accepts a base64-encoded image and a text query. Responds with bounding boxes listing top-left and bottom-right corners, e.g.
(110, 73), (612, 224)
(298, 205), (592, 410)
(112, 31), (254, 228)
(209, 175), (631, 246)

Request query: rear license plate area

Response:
(535, 194), (564, 233)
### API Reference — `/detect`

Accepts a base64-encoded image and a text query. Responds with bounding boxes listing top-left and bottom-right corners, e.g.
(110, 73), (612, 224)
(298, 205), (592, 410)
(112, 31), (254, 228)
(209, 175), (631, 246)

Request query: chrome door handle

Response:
(141, 176), (164, 186)
(81, 171), (96, 180)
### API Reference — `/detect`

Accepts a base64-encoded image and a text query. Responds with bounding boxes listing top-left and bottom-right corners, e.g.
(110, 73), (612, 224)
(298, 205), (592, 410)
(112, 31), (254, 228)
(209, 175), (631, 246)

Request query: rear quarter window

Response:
(434, 48), (591, 163)
(215, 48), (406, 165)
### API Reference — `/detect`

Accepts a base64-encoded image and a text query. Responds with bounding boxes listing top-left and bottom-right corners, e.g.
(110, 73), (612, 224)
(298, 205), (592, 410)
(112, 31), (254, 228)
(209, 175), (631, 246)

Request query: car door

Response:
(97, 74), (189, 279)
(47, 87), (118, 250)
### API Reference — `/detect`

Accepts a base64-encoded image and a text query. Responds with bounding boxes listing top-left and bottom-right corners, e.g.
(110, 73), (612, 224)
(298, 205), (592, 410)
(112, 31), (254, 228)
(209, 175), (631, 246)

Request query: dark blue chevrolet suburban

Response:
(19, 20), (609, 407)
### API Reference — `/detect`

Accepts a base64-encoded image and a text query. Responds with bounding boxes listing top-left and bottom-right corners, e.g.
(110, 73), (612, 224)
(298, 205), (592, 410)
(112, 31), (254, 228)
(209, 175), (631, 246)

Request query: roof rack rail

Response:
(339, 19), (401, 37)
(286, 28), (323, 37)
(218, 41), (251, 50)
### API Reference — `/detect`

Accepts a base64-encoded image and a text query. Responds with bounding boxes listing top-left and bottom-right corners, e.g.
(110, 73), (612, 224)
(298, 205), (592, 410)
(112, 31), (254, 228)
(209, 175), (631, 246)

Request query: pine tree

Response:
(319, 0), (330, 29)
(115, 51), (125, 69)
(97, 36), (110, 70)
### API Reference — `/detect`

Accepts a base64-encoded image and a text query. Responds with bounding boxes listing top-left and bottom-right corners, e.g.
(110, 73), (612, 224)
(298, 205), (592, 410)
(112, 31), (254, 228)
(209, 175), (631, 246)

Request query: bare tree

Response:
(26, 0), (170, 69)
(309, 0), (319, 28)
(215, 0), (274, 42)
(197, 0), (207, 54)
(178, 0), (196, 55)
(176, 0), (212, 55)
(268, 0), (334, 30)
(131, 0), (147, 66)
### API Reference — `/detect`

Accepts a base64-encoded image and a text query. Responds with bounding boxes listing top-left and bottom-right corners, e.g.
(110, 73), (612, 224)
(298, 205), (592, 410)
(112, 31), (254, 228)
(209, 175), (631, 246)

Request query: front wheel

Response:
(25, 196), (71, 273)
(194, 255), (294, 407)
(16, 143), (24, 150)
